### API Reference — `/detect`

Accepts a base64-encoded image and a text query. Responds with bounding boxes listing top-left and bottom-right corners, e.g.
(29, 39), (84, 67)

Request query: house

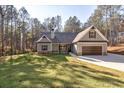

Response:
(36, 25), (108, 55)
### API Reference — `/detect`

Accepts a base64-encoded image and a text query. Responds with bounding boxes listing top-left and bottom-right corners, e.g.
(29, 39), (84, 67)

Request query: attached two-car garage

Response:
(73, 41), (108, 56)
(72, 25), (108, 56)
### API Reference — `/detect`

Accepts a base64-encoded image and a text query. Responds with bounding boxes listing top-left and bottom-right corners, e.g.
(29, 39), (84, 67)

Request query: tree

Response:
(12, 7), (18, 54)
(83, 5), (122, 46)
(0, 5), (7, 56)
(64, 16), (82, 32)
(10, 5), (13, 59)
(54, 15), (62, 32)
(19, 7), (30, 53)
(4, 6), (12, 55)
(43, 17), (50, 31)
(0, 5), (44, 56)
(43, 15), (62, 32)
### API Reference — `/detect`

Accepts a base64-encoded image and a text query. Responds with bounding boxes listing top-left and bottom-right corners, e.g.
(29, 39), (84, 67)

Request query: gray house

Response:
(36, 25), (108, 55)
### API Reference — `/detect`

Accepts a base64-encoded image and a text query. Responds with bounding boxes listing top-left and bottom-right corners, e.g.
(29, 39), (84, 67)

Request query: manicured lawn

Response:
(0, 54), (124, 88)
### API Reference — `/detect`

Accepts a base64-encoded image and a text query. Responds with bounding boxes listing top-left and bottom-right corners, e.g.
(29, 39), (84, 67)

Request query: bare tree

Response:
(19, 7), (30, 53)
(0, 6), (7, 56)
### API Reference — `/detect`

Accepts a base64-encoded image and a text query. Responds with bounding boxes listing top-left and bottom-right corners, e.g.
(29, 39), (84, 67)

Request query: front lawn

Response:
(0, 54), (124, 88)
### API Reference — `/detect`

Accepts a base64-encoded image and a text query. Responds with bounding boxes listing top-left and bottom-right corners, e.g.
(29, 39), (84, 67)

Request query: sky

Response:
(15, 5), (97, 26)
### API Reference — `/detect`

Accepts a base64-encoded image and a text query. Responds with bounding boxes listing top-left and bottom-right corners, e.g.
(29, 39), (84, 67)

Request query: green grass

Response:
(0, 53), (124, 88)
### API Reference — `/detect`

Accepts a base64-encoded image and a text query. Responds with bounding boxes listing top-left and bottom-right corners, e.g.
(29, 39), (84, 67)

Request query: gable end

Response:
(73, 25), (108, 43)
(36, 34), (52, 43)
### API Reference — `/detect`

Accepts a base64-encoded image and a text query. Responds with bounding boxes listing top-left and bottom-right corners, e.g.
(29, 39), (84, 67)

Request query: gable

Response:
(73, 25), (108, 43)
(36, 35), (51, 43)
(79, 28), (106, 41)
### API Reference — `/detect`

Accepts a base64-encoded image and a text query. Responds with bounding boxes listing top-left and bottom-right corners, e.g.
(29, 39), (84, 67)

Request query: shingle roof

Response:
(37, 25), (108, 44)
(37, 32), (79, 43)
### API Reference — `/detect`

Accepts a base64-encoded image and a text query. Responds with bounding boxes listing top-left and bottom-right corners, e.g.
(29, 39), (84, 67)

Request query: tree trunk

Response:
(10, 6), (13, 60)
(1, 15), (4, 56)
(31, 25), (34, 51)
(5, 19), (9, 55)
(14, 20), (17, 54)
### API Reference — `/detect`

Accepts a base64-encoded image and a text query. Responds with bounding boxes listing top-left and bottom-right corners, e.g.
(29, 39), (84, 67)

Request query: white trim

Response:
(36, 34), (52, 42)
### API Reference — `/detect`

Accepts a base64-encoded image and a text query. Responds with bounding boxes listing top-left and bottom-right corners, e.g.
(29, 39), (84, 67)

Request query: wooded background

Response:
(0, 5), (124, 56)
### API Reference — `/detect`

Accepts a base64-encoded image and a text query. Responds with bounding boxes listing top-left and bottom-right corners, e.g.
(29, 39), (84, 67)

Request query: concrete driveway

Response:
(77, 53), (124, 72)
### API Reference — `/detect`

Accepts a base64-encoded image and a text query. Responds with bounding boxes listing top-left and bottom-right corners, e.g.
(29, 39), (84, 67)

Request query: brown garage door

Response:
(82, 46), (102, 55)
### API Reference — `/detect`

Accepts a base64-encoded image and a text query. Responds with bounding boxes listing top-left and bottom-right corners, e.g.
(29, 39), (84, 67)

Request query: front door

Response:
(59, 44), (71, 54)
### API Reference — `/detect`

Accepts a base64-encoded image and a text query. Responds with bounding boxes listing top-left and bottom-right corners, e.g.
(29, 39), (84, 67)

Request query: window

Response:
(41, 45), (48, 51)
(89, 30), (96, 38)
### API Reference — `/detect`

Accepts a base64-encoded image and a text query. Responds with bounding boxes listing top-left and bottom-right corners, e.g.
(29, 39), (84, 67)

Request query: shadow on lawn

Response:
(0, 54), (124, 88)
(64, 64), (124, 87)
